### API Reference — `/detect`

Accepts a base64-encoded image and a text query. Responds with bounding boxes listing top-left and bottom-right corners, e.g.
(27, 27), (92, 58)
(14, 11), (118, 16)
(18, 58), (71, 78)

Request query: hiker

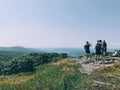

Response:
(112, 50), (118, 57)
(102, 40), (107, 56)
(84, 41), (91, 58)
(99, 40), (103, 53)
(95, 40), (102, 62)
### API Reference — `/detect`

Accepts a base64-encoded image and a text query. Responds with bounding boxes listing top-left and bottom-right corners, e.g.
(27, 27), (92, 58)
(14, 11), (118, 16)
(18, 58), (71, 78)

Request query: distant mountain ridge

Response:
(0, 46), (35, 52)
(0, 46), (40, 61)
(0, 46), (84, 56)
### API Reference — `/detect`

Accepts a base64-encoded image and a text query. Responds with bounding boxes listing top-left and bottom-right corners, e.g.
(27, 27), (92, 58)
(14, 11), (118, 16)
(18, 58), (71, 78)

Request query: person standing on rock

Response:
(84, 41), (91, 58)
(95, 40), (102, 62)
(102, 40), (107, 56)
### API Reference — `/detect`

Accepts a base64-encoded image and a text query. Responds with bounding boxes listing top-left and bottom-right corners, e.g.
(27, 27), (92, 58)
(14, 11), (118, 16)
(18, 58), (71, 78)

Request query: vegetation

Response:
(0, 58), (87, 90)
(0, 51), (26, 62)
(0, 46), (42, 62)
(0, 53), (67, 75)
(0, 47), (120, 90)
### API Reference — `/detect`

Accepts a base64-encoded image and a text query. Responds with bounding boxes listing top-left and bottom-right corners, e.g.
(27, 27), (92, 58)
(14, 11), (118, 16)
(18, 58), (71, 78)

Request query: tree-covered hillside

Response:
(0, 51), (26, 62)
(0, 46), (42, 62)
(0, 52), (67, 75)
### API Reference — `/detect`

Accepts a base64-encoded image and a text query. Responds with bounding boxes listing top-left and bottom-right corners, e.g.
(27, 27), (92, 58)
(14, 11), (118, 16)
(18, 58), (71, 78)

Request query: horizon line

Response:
(0, 46), (120, 49)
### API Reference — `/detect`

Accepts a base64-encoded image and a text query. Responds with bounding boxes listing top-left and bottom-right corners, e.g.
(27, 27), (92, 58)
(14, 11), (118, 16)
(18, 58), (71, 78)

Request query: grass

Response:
(0, 57), (120, 90)
(0, 75), (35, 84)
(0, 58), (87, 90)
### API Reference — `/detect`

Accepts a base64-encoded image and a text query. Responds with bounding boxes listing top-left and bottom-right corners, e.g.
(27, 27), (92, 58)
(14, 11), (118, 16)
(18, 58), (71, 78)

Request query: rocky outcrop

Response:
(73, 56), (120, 74)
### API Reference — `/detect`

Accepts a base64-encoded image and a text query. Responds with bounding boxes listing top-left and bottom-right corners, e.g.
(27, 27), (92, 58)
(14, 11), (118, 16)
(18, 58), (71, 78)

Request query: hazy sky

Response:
(0, 0), (120, 48)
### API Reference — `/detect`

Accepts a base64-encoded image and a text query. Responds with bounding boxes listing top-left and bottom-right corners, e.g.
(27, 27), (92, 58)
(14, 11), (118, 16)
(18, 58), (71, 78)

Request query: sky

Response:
(0, 0), (120, 48)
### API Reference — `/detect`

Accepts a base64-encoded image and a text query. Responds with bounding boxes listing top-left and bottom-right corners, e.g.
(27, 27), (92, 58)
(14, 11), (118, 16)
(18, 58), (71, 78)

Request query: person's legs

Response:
(105, 48), (107, 56)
